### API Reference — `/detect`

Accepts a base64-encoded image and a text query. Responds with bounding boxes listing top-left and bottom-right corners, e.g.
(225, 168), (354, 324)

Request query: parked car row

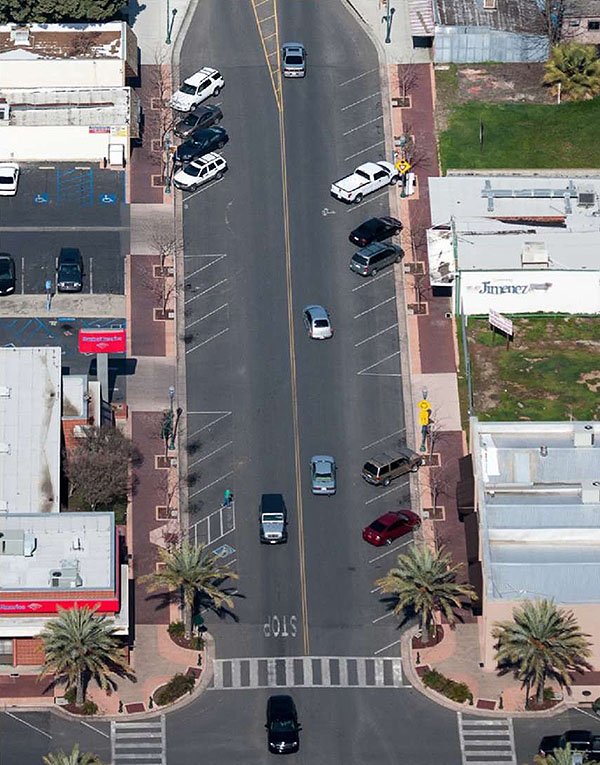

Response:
(0, 249), (83, 296)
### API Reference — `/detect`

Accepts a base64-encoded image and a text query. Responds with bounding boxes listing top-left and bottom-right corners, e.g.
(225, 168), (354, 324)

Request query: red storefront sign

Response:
(78, 329), (126, 354)
(0, 598), (119, 614)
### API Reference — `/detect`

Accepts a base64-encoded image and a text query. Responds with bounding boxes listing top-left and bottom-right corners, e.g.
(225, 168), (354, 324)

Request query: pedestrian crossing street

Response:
(458, 713), (517, 765)
(210, 655), (406, 690)
(111, 717), (166, 765)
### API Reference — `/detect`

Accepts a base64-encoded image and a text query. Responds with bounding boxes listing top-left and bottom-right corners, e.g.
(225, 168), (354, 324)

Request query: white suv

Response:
(170, 67), (224, 112)
(173, 153), (227, 191)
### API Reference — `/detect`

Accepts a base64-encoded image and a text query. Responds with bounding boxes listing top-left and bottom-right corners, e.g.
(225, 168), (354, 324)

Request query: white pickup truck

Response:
(330, 160), (399, 204)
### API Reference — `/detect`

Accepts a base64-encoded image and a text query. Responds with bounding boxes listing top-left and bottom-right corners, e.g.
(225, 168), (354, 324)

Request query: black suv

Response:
(174, 105), (223, 138)
(266, 695), (300, 754)
(0, 254), (15, 295)
(538, 730), (599, 758)
(175, 127), (228, 164)
(56, 248), (83, 292)
(349, 216), (403, 247)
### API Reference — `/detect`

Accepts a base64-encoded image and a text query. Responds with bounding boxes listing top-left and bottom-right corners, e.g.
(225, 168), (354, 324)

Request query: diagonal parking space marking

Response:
(188, 503), (236, 547)
(186, 255), (227, 278)
(187, 303), (228, 329)
(184, 253), (228, 259)
(184, 278), (228, 305)
(364, 480), (408, 505)
(187, 411), (232, 440)
(343, 115), (383, 136)
(186, 327), (229, 354)
(374, 639), (403, 656)
(355, 323), (397, 347)
(188, 440), (233, 469)
(351, 271), (393, 291)
(346, 190), (389, 211)
(354, 296), (395, 319)
(188, 470), (234, 499)
(344, 140), (385, 162)
(339, 68), (378, 87)
(362, 428), (406, 450)
(372, 611), (395, 624)
(341, 92), (380, 111)
(182, 175), (226, 202)
(2, 712), (52, 740)
(357, 351), (401, 377)
(368, 538), (412, 564)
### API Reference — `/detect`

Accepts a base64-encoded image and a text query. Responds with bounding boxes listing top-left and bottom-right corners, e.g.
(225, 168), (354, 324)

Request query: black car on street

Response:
(0, 254), (15, 295)
(175, 127), (228, 164)
(174, 104), (223, 138)
(349, 216), (403, 247)
(266, 695), (301, 754)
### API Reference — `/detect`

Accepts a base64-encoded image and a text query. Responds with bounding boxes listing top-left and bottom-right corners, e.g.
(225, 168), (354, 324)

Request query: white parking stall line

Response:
(184, 278), (228, 305)
(354, 296), (395, 319)
(187, 254), (227, 278)
(186, 328), (229, 354)
(362, 428), (406, 451)
(184, 253), (228, 259)
(2, 711), (52, 739)
(357, 350), (401, 377)
(355, 323), (397, 347)
(364, 480), (409, 505)
(344, 140), (385, 162)
(374, 639), (402, 656)
(341, 92), (380, 111)
(343, 115), (383, 136)
(368, 539), (412, 564)
(80, 721), (110, 739)
(187, 303), (228, 329)
(20, 256), (25, 294)
(89, 256), (94, 294)
(187, 411), (232, 440)
(188, 440), (233, 469)
(339, 68), (378, 87)
(352, 271), (393, 291)
(346, 190), (389, 211)
(188, 470), (234, 499)
(371, 611), (394, 624)
(370, 584), (383, 594)
(182, 175), (226, 202)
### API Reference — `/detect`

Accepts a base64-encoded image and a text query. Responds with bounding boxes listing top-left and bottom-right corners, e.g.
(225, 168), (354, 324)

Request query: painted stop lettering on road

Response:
(263, 615), (298, 638)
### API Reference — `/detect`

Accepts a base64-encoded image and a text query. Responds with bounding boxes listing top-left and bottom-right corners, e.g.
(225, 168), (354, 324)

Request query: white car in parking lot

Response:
(0, 163), (19, 196)
(170, 67), (224, 111)
(173, 153), (227, 191)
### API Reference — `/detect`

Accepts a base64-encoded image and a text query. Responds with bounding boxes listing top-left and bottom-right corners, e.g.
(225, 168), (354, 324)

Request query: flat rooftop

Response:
(0, 347), (61, 514)
(472, 419), (600, 604)
(0, 87), (132, 127)
(435, 0), (546, 34)
(0, 23), (125, 61)
(0, 512), (115, 592)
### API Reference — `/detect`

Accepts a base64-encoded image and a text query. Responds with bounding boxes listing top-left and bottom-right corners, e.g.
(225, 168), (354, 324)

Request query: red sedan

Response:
(362, 510), (421, 546)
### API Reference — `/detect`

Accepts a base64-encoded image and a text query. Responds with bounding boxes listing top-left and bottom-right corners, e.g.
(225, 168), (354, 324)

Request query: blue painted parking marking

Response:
(34, 193), (49, 204)
(213, 544), (235, 559)
(100, 193), (116, 204)
(56, 168), (94, 206)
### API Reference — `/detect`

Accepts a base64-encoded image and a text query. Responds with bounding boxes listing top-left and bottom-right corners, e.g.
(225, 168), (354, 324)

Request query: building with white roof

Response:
(470, 418), (600, 697)
(427, 173), (600, 316)
(0, 347), (61, 514)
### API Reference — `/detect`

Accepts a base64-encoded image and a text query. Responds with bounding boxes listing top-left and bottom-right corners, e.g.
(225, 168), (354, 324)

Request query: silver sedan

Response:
(303, 305), (333, 340)
(310, 455), (336, 495)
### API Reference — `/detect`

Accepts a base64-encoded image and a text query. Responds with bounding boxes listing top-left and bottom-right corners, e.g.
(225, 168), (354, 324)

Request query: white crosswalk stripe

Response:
(458, 712), (517, 765)
(111, 716), (166, 764)
(210, 656), (406, 690)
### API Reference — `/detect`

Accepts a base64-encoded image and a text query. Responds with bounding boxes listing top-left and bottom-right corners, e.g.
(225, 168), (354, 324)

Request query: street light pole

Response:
(382, 0), (395, 44)
(165, 1), (178, 45)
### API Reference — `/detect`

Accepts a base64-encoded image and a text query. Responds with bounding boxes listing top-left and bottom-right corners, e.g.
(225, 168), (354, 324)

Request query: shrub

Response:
(154, 673), (195, 706)
(80, 700), (98, 715)
(167, 621), (185, 637)
(423, 668), (471, 704)
(64, 687), (77, 704)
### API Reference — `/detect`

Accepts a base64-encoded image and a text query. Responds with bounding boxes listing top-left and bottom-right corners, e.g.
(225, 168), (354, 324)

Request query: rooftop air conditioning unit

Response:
(577, 187), (595, 208)
(521, 242), (549, 269)
(483, 0), (497, 8)
(573, 423), (594, 447)
(582, 481), (600, 504)
(10, 26), (30, 46)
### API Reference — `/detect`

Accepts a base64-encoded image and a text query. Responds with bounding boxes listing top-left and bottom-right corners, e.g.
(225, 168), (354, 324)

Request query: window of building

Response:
(588, 20), (600, 30)
(568, 19), (580, 26)
(0, 639), (13, 664)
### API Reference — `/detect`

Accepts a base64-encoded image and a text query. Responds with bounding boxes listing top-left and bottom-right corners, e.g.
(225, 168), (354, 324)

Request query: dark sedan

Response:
(349, 216), (403, 247)
(56, 248), (83, 292)
(0, 254), (15, 295)
(538, 730), (595, 757)
(175, 127), (228, 164)
(362, 509), (420, 546)
(174, 104), (223, 138)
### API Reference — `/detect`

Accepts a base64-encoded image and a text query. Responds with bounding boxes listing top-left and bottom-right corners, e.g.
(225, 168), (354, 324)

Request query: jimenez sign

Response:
(78, 329), (126, 354)
(0, 598), (119, 614)
(478, 281), (552, 295)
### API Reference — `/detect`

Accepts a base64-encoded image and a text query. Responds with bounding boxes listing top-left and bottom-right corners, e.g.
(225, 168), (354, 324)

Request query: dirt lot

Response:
(435, 62), (553, 133)
(464, 316), (600, 422)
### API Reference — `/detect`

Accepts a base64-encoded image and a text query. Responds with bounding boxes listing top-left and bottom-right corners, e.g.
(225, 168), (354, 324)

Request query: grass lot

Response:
(465, 316), (600, 422)
(439, 99), (600, 172)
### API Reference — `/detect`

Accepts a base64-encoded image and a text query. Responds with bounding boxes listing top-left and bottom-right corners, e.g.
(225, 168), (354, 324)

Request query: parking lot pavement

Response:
(0, 163), (129, 295)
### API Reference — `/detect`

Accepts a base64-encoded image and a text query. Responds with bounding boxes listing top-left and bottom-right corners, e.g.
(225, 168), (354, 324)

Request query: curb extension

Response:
(401, 627), (571, 719)
(6, 632), (216, 723)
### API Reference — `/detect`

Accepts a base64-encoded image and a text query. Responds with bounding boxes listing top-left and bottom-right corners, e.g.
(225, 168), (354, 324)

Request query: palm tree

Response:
(375, 544), (476, 639)
(493, 598), (592, 706)
(40, 605), (132, 706)
(543, 42), (600, 100)
(43, 744), (100, 765)
(534, 743), (598, 765)
(140, 541), (239, 638)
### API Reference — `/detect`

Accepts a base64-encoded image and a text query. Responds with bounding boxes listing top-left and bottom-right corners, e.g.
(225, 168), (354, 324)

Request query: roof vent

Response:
(0, 387), (10, 397)
(574, 423), (594, 447)
(521, 242), (549, 269)
(577, 187), (595, 208)
(483, 0), (497, 8)
(0, 443), (10, 455)
(539, 445), (548, 457)
(582, 480), (600, 504)
(10, 26), (30, 46)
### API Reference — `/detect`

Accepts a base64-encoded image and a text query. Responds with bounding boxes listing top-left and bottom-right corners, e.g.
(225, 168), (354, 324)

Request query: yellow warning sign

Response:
(395, 159), (411, 174)
(418, 399), (430, 426)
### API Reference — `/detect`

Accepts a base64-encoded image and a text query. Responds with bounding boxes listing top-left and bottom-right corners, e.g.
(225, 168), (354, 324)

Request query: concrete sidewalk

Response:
(0, 294), (126, 318)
